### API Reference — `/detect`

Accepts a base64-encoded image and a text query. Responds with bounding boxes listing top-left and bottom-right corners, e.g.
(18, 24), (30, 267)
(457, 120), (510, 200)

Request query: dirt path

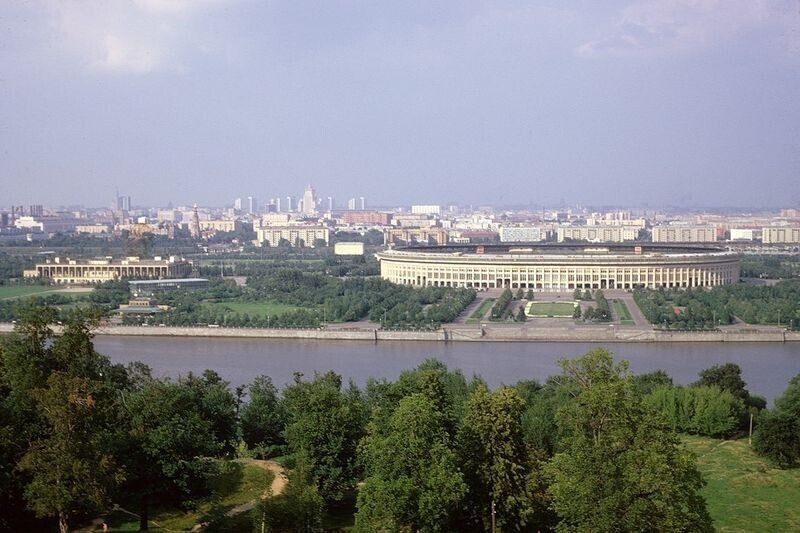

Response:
(212, 459), (287, 521)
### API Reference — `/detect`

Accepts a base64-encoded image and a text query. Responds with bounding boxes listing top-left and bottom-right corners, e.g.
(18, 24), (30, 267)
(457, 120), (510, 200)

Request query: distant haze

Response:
(1, 1), (798, 208)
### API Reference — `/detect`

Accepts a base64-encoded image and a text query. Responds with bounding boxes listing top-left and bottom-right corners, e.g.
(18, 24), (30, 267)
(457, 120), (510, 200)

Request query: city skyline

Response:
(1, 1), (798, 207)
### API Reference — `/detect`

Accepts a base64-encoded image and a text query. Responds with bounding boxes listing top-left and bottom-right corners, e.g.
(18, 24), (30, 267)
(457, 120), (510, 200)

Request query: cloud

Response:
(577, 0), (785, 58)
(48, 0), (228, 74)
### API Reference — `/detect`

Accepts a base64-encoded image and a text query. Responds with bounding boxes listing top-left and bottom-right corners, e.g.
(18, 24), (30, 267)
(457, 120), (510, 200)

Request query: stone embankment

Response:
(1, 323), (797, 343)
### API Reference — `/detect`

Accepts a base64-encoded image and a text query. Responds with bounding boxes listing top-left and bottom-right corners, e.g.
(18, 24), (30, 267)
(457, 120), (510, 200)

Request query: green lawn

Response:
(470, 298), (495, 319)
(98, 462), (272, 532)
(612, 299), (634, 325)
(525, 301), (577, 318)
(203, 301), (300, 316)
(684, 435), (800, 532)
(0, 285), (94, 300)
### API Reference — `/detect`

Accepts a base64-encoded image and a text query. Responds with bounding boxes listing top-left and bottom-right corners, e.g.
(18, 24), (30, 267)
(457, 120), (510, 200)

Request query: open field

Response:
(525, 301), (576, 318)
(203, 301), (300, 316)
(685, 435), (800, 532)
(612, 299), (634, 325)
(0, 285), (94, 300)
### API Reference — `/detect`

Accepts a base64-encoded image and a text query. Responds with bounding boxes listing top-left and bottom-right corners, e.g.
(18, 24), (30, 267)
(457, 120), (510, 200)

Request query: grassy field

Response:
(612, 299), (634, 325)
(685, 435), (800, 532)
(469, 298), (495, 319)
(525, 301), (576, 318)
(99, 462), (272, 531)
(0, 285), (94, 300)
(203, 301), (300, 316)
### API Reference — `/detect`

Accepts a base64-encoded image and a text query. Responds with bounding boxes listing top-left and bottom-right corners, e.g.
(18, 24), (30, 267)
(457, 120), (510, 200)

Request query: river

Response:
(94, 336), (800, 403)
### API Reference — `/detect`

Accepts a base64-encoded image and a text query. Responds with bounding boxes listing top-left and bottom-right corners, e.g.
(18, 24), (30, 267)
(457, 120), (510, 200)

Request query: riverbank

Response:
(2, 322), (798, 343)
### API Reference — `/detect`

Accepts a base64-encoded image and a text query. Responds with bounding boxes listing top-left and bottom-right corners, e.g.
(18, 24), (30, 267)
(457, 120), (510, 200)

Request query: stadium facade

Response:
(376, 244), (739, 291)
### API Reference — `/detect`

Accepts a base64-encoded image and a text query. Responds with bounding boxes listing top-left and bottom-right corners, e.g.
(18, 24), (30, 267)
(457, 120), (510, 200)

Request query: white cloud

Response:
(48, 0), (228, 74)
(577, 0), (787, 58)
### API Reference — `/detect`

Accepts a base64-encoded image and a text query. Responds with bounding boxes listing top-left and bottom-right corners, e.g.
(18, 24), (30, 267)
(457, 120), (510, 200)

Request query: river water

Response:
(94, 336), (800, 403)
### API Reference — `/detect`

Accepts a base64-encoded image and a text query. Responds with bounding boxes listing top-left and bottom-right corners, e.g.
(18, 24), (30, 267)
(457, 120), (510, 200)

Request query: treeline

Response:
(0, 280), (131, 322)
(634, 281), (800, 329)
(0, 252), (34, 281)
(124, 274), (474, 329)
(741, 255), (800, 279)
(4, 305), (797, 531)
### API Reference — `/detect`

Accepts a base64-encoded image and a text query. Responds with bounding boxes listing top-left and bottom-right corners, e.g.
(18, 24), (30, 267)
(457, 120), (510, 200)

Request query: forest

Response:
(2, 303), (799, 532)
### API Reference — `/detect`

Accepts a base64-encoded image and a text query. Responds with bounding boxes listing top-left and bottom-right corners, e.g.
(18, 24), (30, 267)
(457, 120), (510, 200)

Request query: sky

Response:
(1, 0), (799, 209)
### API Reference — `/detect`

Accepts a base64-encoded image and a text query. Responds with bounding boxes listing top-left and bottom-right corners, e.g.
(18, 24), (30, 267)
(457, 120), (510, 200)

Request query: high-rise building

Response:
(327, 197), (334, 211)
(190, 205), (201, 238)
(234, 198), (243, 211)
(359, 197), (366, 210)
(347, 198), (357, 210)
(302, 185), (317, 216)
(29, 205), (44, 217)
(285, 196), (295, 212)
(275, 197), (282, 212)
(247, 196), (258, 215)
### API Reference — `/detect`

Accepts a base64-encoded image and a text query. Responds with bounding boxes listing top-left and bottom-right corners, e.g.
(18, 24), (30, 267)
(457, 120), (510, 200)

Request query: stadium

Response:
(376, 244), (740, 291)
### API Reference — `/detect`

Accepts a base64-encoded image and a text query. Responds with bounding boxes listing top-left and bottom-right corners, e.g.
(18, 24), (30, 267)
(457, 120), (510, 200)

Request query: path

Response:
(611, 291), (650, 328)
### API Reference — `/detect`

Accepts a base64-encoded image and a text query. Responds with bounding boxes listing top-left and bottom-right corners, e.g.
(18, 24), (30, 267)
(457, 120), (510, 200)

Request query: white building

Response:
(499, 226), (543, 242)
(411, 205), (441, 215)
(762, 227), (800, 244)
(652, 226), (717, 243)
(730, 228), (756, 241)
(257, 226), (331, 247)
(334, 242), (365, 256)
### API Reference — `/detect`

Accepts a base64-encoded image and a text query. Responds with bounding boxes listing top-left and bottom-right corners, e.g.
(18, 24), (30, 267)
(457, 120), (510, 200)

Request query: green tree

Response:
(458, 386), (532, 531)
(254, 455), (323, 533)
(572, 305), (582, 319)
(526, 289), (534, 300)
(240, 375), (286, 454)
(753, 374), (800, 468)
(516, 288), (524, 300)
(355, 393), (466, 531)
(282, 372), (366, 506)
(545, 349), (713, 532)
(695, 363), (750, 402)
(18, 373), (122, 533)
(120, 378), (224, 529)
(516, 305), (527, 322)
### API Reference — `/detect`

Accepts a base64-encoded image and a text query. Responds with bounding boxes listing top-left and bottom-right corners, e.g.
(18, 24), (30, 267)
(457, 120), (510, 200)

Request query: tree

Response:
(572, 305), (582, 319)
(526, 289), (534, 300)
(282, 372), (366, 506)
(254, 455), (323, 533)
(696, 363), (750, 402)
(516, 288), (524, 300)
(516, 305), (527, 322)
(18, 373), (122, 533)
(634, 370), (673, 396)
(120, 378), (224, 529)
(458, 386), (533, 531)
(753, 374), (800, 468)
(240, 375), (286, 454)
(545, 349), (713, 532)
(573, 288), (581, 300)
(355, 394), (466, 531)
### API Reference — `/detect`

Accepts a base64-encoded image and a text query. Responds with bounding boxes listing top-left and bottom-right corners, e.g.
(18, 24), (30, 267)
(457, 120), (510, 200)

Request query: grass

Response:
(684, 435), (800, 532)
(0, 285), (93, 300)
(98, 462), (272, 532)
(525, 301), (577, 318)
(469, 298), (495, 320)
(612, 299), (635, 325)
(203, 301), (300, 316)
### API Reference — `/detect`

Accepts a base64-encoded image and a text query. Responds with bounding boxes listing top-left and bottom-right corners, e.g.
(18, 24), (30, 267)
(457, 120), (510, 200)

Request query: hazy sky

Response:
(1, 0), (799, 208)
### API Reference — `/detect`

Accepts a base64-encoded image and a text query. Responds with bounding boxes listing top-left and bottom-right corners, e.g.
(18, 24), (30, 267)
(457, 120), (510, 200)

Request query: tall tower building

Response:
(359, 197), (366, 210)
(190, 204), (201, 238)
(302, 185), (317, 216)
(347, 198), (356, 210)
(234, 198), (243, 211)
(327, 196), (334, 211)
(286, 196), (295, 212)
(247, 196), (258, 215)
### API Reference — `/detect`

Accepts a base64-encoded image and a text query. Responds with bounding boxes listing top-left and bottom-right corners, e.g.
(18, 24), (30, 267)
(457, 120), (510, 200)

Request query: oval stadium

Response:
(376, 244), (740, 291)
